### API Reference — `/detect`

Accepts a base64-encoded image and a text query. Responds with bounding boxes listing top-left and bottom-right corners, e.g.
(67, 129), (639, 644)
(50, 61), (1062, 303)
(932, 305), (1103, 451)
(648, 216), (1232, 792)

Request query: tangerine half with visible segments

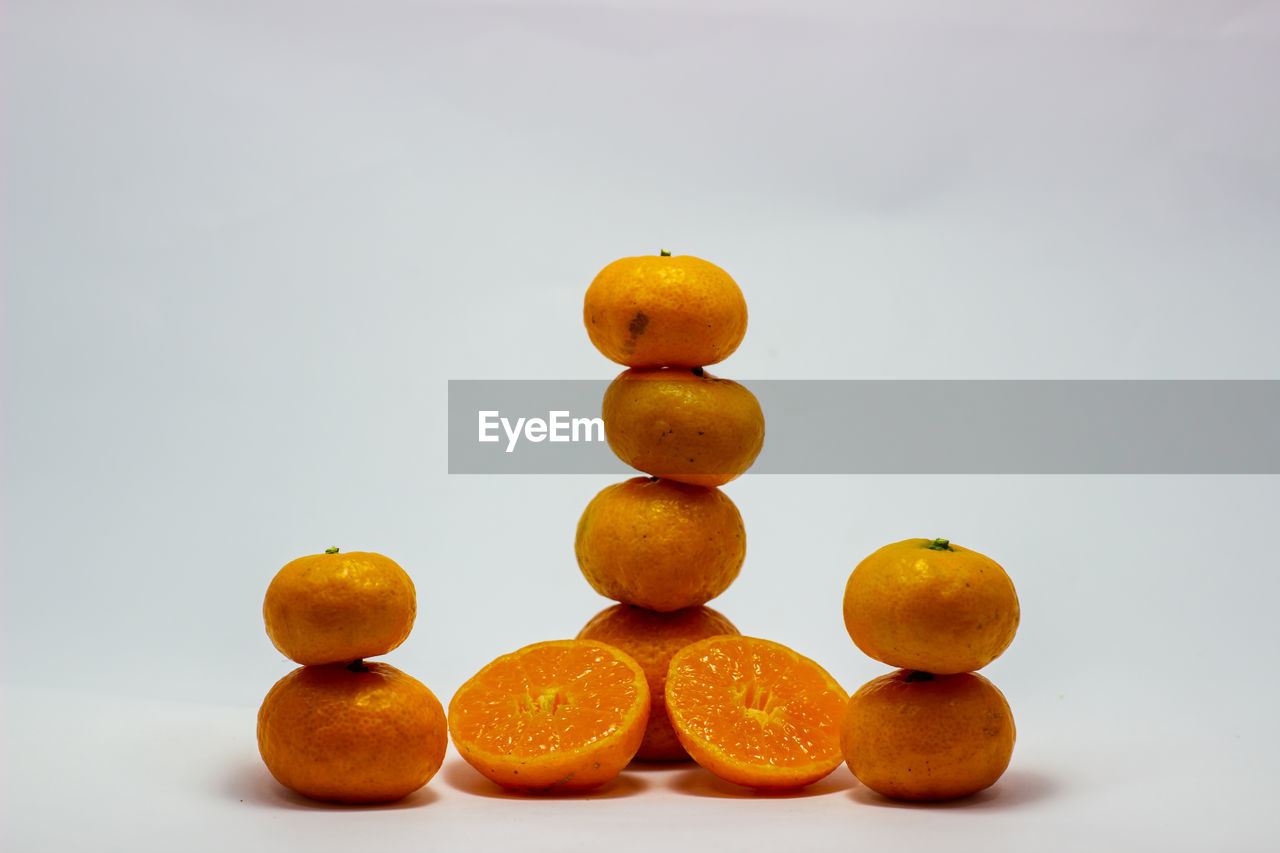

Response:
(665, 635), (849, 790)
(447, 639), (650, 794)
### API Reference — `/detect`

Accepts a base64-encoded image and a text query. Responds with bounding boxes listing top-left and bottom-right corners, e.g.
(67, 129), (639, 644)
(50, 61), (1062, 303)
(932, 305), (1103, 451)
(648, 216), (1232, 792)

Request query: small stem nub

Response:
(347, 659), (368, 673)
(325, 546), (340, 554)
(660, 249), (671, 256)
(925, 538), (953, 551)
(904, 671), (935, 683)
(691, 366), (705, 377)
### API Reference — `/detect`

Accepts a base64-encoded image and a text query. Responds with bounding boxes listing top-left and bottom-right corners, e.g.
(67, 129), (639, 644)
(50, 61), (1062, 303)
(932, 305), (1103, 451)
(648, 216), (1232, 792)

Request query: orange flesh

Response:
(451, 643), (643, 756)
(448, 640), (650, 792)
(667, 636), (848, 788)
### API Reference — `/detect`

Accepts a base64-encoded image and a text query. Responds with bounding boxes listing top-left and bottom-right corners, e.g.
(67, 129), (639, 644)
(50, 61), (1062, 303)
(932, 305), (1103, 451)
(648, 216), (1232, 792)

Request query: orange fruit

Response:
(841, 669), (1015, 801)
(602, 367), (764, 488)
(843, 538), (1019, 675)
(257, 661), (448, 803)
(583, 252), (748, 368)
(577, 604), (739, 760)
(447, 639), (650, 793)
(263, 548), (416, 666)
(665, 635), (849, 790)
(575, 477), (746, 612)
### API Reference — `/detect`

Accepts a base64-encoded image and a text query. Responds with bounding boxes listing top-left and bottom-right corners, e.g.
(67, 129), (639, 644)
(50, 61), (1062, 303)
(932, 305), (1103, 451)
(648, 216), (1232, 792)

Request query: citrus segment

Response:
(666, 635), (849, 789)
(264, 548), (416, 666)
(843, 538), (1019, 674)
(448, 639), (650, 793)
(584, 253), (748, 368)
(256, 661), (448, 804)
(577, 604), (739, 760)
(841, 669), (1015, 801)
(575, 477), (745, 612)
(602, 367), (764, 488)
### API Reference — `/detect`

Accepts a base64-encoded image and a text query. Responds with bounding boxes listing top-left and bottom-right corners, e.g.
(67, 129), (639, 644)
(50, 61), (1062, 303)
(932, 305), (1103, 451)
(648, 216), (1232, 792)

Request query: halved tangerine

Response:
(447, 639), (650, 794)
(666, 635), (849, 790)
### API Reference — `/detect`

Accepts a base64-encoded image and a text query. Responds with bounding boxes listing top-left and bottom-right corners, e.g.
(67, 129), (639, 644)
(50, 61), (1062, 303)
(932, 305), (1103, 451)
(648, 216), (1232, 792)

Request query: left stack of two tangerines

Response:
(258, 548), (447, 803)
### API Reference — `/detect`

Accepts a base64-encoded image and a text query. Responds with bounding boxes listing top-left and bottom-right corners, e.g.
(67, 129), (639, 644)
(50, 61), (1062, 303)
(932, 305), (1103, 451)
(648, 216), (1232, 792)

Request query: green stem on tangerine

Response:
(660, 249), (671, 256)
(904, 671), (935, 683)
(325, 546), (340, 554)
(347, 659), (368, 673)
(925, 538), (954, 551)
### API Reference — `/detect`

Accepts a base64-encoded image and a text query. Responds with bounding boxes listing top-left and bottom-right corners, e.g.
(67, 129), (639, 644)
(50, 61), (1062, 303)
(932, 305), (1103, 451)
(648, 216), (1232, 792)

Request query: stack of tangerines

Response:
(252, 254), (1023, 804)
(574, 250), (760, 763)
(445, 252), (854, 794)
(839, 538), (1020, 800)
(567, 252), (851, 789)
(256, 548), (449, 803)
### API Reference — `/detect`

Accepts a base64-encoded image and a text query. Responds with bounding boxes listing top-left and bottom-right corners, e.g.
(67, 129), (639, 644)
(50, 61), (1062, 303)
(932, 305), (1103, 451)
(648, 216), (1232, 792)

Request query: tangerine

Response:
(575, 477), (745, 612)
(257, 660), (448, 803)
(843, 538), (1019, 675)
(447, 639), (650, 793)
(841, 669), (1015, 801)
(263, 548), (416, 666)
(577, 604), (739, 760)
(584, 252), (747, 368)
(665, 635), (848, 790)
(602, 367), (764, 488)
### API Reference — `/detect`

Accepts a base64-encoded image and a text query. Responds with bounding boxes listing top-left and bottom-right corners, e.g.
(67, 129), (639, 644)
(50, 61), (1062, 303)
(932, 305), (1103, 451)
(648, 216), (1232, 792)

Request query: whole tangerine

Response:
(575, 477), (745, 612)
(257, 660), (448, 804)
(577, 604), (739, 760)
(602, 367), (764, 488)
(843, 538), (1019, 675)
(841, 669), (1015, 801)
(584, 252), (747, 368)
(263, 548), (416, 666)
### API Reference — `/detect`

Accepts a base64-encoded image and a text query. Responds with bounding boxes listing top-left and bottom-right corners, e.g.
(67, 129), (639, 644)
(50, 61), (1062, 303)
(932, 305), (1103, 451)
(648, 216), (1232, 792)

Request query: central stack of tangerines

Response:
(575, 250), (762, 761)
(445, 251), (852, 795)
(569, 252), (852, 792)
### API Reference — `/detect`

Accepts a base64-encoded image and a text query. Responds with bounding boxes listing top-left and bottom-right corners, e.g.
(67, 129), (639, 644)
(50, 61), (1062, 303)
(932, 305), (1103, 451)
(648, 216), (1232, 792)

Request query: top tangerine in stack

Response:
(584, 252), (748, 368)
(583, 251), (764, 488)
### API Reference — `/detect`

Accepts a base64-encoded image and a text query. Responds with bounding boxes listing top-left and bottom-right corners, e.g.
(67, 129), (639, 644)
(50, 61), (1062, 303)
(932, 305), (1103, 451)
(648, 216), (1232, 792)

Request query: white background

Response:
(5, 1), (1280, 850)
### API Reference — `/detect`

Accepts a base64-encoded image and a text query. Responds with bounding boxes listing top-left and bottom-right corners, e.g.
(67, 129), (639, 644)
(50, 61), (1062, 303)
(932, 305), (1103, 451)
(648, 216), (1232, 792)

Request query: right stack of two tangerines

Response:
(574, 251), (764, 763)
(841, 538), (1020, 801)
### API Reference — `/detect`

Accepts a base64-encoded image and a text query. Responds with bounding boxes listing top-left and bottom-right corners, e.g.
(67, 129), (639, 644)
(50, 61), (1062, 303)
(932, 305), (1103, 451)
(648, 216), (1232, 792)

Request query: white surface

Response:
(5, 1), (1280, 850)
(6, 675), (1277, 853)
